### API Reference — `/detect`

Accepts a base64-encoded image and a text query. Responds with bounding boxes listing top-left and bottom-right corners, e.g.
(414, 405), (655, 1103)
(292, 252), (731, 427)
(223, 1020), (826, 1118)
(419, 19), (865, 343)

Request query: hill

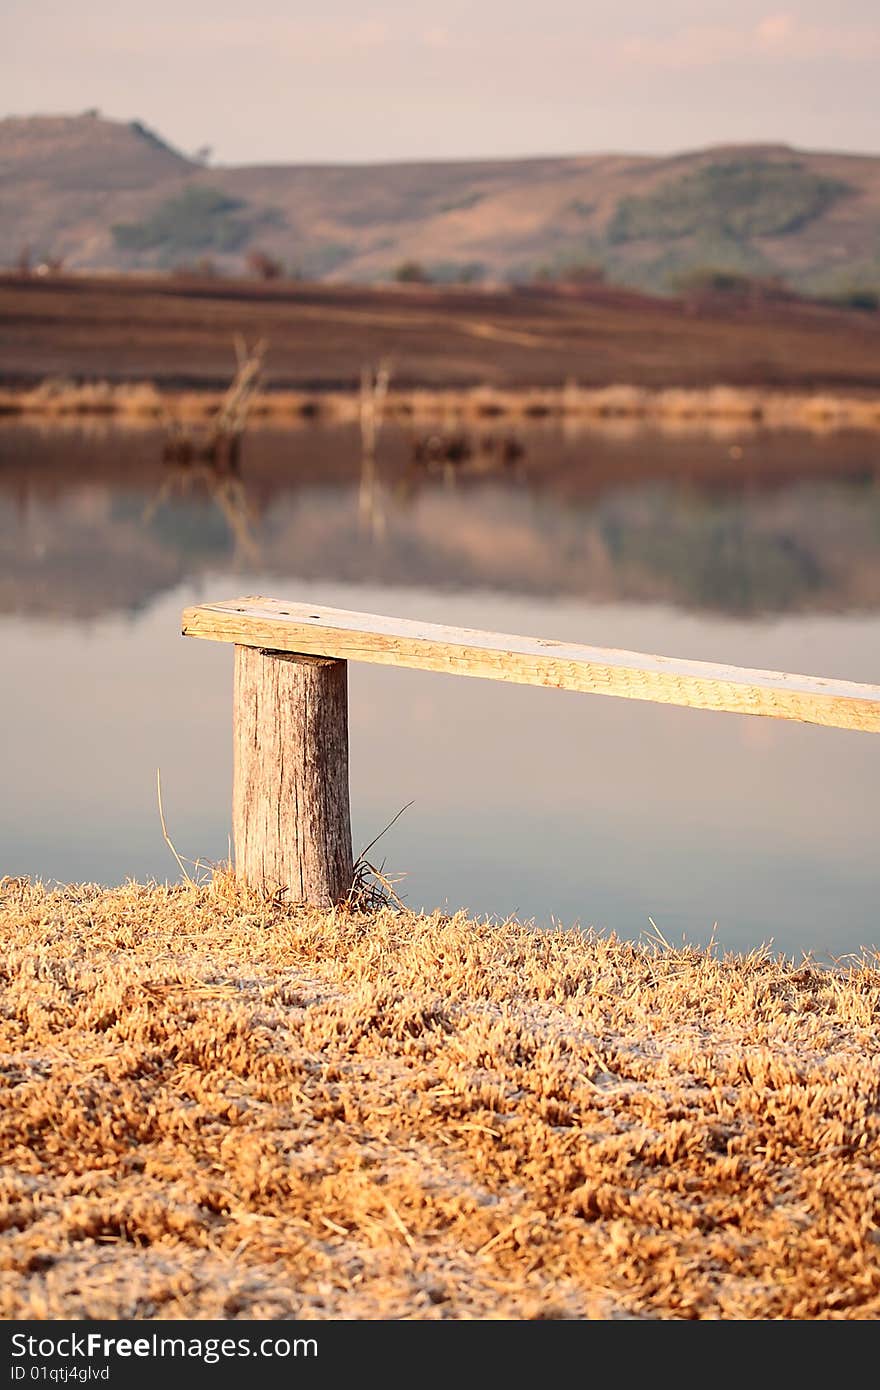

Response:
(3, 113), (880, 295)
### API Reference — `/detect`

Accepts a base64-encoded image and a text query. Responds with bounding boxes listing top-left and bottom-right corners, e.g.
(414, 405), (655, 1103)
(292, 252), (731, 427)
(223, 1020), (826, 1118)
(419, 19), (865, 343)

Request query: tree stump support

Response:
(182, 595), (880, 909)
(232, 645), (353, 905)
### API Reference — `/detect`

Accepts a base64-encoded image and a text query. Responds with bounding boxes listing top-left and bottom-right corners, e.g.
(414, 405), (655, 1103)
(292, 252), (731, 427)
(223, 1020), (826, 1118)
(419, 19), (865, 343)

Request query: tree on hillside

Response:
(247, 249), (284, 281)
(394, 260), (431, 284)
(534, 260), (606, 287)
(672, 266), (794, 308)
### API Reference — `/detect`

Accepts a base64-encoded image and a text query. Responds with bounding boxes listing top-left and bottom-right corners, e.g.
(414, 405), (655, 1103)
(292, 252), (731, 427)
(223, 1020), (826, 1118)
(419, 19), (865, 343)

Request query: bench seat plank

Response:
(182, 596), (880, 734)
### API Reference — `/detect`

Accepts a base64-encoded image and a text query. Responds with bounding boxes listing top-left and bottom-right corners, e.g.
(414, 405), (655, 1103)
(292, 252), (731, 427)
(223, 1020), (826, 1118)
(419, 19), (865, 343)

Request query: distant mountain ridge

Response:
(2, 113), (880, 295)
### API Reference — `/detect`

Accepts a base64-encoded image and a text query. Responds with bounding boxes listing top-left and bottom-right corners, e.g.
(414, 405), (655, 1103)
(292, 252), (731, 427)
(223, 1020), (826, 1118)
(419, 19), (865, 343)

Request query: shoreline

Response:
(2, 875), (879, 1320)
(4, 379), (880, 433)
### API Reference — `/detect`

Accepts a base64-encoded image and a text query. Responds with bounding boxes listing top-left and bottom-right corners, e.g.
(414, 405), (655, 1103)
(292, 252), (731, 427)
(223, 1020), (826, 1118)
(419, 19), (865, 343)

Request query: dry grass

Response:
(2, 874), (880, 1321)
(0, 379), (166, 421)
(3, 379), (880, 433)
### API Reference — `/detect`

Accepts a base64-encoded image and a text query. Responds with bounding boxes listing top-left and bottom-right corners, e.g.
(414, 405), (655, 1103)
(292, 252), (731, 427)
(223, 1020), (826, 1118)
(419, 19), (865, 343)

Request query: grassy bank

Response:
(2, 876), (879, 1319)
(3, 378), (880, 433)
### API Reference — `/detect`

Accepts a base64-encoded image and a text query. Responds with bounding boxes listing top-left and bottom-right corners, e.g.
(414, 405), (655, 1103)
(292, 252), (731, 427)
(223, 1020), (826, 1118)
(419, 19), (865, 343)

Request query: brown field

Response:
(2, 875), (880, 1320)
(3, 274), (880, 399)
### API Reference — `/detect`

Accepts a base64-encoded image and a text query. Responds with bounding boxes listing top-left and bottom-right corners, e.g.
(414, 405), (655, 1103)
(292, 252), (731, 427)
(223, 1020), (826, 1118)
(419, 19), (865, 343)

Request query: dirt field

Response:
(3, 274), (880, 393)
(2, 875), (879, 1320)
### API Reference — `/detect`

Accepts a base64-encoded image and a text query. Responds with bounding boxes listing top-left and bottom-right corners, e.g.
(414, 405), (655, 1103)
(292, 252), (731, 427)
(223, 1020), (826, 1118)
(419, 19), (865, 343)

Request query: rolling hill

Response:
(2, 112), (880, 295)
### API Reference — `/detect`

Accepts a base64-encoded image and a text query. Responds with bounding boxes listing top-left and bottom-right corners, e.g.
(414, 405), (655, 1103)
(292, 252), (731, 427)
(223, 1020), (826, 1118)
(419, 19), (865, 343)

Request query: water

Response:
(2, 418), (879, 958)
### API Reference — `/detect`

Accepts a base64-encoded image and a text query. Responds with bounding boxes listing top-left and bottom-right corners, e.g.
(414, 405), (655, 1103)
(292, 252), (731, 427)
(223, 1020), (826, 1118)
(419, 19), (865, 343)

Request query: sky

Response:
(2, 1), (879, 166)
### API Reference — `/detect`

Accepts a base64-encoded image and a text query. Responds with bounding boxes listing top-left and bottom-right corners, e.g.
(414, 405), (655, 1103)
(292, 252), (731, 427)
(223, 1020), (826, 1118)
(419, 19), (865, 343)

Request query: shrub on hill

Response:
(534, 259), (606, 286)
(113, 187), (279, 261)
(609, 159), (852, 245)
(426, 260), (487, 284)
(672, 266), (796, 306)
(128, 119), (181, 158)
(824, 286), (880, 312)
(246, 249), (285, 281)
(394, 260), (431, 283)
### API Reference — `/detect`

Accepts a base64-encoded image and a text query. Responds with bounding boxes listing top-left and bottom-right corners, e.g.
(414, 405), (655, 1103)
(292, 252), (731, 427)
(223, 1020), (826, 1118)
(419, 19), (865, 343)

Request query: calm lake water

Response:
(2, 418), (879, 958)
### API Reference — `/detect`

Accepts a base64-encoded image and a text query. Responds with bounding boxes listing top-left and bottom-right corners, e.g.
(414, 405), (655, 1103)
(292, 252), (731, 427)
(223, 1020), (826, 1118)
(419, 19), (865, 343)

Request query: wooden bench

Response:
(182, 596), (880, 906)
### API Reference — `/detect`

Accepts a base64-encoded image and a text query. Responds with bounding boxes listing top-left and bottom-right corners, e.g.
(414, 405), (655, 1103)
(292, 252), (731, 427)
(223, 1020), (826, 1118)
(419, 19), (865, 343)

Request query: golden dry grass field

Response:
(2, 876), (879, 1320)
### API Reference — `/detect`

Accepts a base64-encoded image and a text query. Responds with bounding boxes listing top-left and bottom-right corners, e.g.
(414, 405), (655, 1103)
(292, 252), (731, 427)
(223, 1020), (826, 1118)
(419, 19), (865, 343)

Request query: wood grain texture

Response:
(184, 597), (880, 734)
(233, 646), (353, 905)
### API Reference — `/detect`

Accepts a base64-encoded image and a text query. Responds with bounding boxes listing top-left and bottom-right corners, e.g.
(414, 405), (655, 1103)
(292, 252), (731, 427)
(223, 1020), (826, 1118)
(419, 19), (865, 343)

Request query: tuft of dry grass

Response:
(1, 874), (880, 1320)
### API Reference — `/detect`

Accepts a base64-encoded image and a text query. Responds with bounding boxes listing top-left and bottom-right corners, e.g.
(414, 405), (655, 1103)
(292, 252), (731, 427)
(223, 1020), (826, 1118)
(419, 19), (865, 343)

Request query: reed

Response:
(4, 378), (880, 432)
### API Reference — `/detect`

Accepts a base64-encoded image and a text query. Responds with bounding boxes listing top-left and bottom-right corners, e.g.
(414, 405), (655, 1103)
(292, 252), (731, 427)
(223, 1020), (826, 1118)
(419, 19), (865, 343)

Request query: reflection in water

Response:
(357, 449), (386, 543)
(361, 420), (527, 538)
(3, 419), (880, 621)
(1, 419), (879, 957)
(146, 449), (260, 568)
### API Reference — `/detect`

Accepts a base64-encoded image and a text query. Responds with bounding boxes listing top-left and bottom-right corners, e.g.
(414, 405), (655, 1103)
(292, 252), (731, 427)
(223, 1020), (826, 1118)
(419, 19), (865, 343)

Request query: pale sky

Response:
(2, 1), (879, 165)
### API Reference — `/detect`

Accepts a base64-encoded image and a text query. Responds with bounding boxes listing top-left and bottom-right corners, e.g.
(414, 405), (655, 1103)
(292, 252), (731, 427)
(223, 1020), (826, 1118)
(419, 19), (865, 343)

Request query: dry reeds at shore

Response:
(3, 378), (880, 434)
(161, 338), (266, 465)
(2, 875), (880, 1320)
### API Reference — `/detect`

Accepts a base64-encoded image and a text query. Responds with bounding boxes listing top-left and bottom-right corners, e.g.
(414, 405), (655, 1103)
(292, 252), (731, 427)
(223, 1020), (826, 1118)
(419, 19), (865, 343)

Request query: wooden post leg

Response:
(233, 645), (354, 905)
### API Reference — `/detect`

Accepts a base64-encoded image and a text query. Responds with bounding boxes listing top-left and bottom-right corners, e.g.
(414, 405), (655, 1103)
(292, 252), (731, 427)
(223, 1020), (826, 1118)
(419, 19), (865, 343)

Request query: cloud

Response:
(349, 20), (389, 49)
(754, 13), (797, 50)
(89, 15), (394, 59)
(422, 26), (452, 49)
(619, 26), (732, 70)
(617, 14), (880, 70)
